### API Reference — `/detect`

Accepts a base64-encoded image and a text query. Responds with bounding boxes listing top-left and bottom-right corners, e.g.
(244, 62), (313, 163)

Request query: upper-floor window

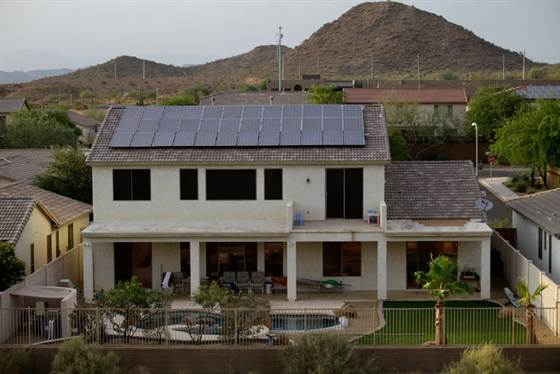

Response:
(326, 168), (363, 219)
(206, 169), (256, 200)
(447, 105), (453, 118)
(265, 169), (282, 200)
(180, 169), (198, 200)
(113, 169), (151, 201)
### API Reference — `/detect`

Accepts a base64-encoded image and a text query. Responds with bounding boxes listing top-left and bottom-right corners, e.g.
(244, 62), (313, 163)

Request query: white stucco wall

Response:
(387, 242), (406, 290)
(152, 242), (180, 290)
(14, 207), (52, 274)
(458, 241), (481, 275)
(92, 242), (114, 291)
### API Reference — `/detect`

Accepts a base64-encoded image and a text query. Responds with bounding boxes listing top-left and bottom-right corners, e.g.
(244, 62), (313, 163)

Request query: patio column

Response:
(257, 242), (265, 272)
(480, 237), (491, 299)
(287, 238), (297, 301)
(377, 239), (387, 300)
(190, 240), (200, 296)
(83, 239), (94, 301)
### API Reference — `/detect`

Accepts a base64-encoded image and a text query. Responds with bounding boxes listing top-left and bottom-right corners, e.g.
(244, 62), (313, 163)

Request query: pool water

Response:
(271, 313), (339, 331)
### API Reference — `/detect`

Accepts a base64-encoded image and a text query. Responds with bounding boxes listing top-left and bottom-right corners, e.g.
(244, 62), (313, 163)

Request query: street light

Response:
(472, 122), (478, 176)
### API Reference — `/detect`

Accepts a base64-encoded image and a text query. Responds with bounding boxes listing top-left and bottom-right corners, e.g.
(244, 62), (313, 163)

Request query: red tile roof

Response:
(344, 88), (468, 105)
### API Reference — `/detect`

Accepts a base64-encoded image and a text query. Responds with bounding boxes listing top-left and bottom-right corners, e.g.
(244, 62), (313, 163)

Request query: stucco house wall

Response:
(14, 207), (52, 274)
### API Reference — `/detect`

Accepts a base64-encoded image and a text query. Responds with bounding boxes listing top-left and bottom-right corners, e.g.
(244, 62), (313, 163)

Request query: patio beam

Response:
(83, 239), (94, 301)
(287, 238), (297, 301)
(190, 240), (201, 296)
(480, 237), (491, 299)
(377, 239), (387, 300)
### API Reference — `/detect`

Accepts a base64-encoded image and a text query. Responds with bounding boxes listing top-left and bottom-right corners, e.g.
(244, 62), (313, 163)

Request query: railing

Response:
(1, 305), (559, 346)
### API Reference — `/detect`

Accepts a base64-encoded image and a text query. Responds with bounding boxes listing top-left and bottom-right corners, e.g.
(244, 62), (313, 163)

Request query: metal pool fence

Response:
(0, 306), (558, 346)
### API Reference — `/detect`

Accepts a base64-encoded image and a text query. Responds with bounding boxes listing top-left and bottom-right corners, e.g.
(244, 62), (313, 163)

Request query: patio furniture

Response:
(172, 272), (189, 294)
(250, 271), (266, 293)
(297, 278), (347, 291)
(222, 271), (236, 286)
(237, 271), (250, 290)
(504, 287), (521, 308)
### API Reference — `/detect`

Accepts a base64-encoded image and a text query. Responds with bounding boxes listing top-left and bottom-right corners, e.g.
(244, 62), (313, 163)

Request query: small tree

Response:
(415, 255), (470, 345)
(50, 338), (120, 374)
(4, 110), (80, 148)
(0, 243), (25, 291)
(0, 348), (31, 374)
(516, 278), (547, 344)
(308, 85), (343, 104)
(34, 147), (92, 204)
(443, 344), (522, 374)
(387, 127), (410, 161)
(282, 334), (376, 374)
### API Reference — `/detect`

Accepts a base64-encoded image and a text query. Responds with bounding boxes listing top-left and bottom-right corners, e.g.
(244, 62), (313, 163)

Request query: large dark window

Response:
(68, 223), (74, 250)
(55, 231), (60, 257)
(47, 234), (52, 263)
(206, 242), (257, 276)
(113, 169), (151, 201)
(326, 168), (363, 219)
(265, 169), (283, 200)
(406, 241), (458, 288)
(114, 242), (152, 287)
(323, 242), (361, 276)
(265, 242), (284, 276)
(180, 169), (198, 200)
(180, 242), (190, 275)
(30, 243), (35, 273)
(206, 170), (256, 200)
(538, 228), (543, 260)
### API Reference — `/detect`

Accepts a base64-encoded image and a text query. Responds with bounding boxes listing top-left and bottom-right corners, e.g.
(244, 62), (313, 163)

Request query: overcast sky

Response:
(1, 0), (559, 71)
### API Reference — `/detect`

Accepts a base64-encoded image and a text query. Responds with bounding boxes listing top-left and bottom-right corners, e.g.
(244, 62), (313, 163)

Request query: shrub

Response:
(282, 334), (376, 374)
(0, 349), (31, 374)
(0, 243), (25, 291)
(512, 179), (528, 193)
(50, 338), (120, 374)
(442, 344), (522, 374)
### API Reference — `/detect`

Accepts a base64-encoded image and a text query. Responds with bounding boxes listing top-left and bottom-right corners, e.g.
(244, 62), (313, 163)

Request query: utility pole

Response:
(277, 26), (283, 92)
(282, 56), (285, 81)
(502, 54), (505, 80)
(114, 63), (117, 81)
(522, 51), (526, 80)
(142, 60), (146, 80)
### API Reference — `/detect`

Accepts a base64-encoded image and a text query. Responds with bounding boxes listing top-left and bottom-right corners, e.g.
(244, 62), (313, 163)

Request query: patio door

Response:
(406, 241), (457, 288)
(206, 242), (257, 276)
(326, 168), (363, 219)
(114, 242), (152, 288)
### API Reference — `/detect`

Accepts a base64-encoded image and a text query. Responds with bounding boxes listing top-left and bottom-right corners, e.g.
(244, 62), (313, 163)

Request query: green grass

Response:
(356, 300), (526, 345)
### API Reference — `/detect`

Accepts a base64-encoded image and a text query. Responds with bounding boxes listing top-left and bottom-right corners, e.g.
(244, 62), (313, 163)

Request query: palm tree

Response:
(516, 278), (547, 344)
(415, 255), (471, 345)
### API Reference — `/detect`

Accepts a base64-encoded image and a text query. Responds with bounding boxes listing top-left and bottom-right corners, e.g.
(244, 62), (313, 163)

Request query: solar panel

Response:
(282, 105), (302, 118)
(183, 106), (203, 118)
(199, 118), (220, 132)
(237, 131), (259, 146)
(159, 119), (180, 132)
(282, 118), (301, 132)
(280, 131), (301, 146)
(303, 105), (322, 118)
(222, 106), (242, 118)
(302, 131), (322, 146)
(138, 119), (160, 132)
(263, 106), (282, 118)
(142, 106), (164, 120)
(323, 105), (342, 117)
(152, 131), (175, 147)
(202, 106), (223, 118)
(195, 131), (217, 146)
(261, 118), (281, 132)
(343, 117), (363, 131)
(110, 132), (134, 147)
(173, 131), (196, 146)
(162, 106), (185, 119)
(302, 118), (321, 132)
(116, 118), (140, 133)
(216, 131), (238, 146)
(242, 106), (262, 118)
(344, 131), (365, 145)
(323, 117), (343, 131)
(323, 131), (344, 145)
(259, 131), (280, 146)
(220, 119), (241, 132)
(240, 119), (260, 132)
(131, 132), (155, 147)
(343, 105), (362, 117)
(179, 119), (200, 132)
(121, 107), (143, 121)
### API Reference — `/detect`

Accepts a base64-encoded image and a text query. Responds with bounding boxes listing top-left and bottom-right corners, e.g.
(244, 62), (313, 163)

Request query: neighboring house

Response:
(0, 98), (29, 121)
(508, 189), (560, 283)
(0, 149), (53, 188)
(513, 85), (560, 100)
(67, 111), (101, 145)
(268, 75), (355, 92)
(82, 104), (491, 302)
(200, 92), (309, 105)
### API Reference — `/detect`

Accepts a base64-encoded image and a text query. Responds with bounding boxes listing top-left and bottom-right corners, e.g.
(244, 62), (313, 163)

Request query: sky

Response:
(1, 0), (559, 71)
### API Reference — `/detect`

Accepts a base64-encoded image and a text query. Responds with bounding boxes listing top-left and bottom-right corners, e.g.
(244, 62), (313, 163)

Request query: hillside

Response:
(0, 68), (73, 84)
(0, 1), (548, 102)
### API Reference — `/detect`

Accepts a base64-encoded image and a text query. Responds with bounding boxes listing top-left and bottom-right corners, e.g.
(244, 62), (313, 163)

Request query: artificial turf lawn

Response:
(356, 300), (526, 345)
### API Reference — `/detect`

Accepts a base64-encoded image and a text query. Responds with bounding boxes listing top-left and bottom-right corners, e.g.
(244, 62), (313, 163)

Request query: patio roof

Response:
(385, 219), (492, 237)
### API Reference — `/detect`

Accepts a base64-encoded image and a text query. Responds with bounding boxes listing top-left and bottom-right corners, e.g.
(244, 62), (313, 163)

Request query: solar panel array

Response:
(518, 85), (560, 99)
(110, 105), (365, 148)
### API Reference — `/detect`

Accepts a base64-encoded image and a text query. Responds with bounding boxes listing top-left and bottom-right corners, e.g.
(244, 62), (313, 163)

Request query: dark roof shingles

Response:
(0, 98), (27, 114)
(508, 189), (560, 235)
(0, 149), (53, 184)
(0, 197), (35, 244)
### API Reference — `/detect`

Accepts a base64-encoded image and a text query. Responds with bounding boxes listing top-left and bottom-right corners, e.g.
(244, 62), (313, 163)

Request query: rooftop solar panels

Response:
(110, 105), (365, 148)
(517, 85), (560, 99)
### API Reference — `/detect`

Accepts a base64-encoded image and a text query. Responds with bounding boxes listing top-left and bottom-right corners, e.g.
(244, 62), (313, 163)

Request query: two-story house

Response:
(83, 104), (491, 301)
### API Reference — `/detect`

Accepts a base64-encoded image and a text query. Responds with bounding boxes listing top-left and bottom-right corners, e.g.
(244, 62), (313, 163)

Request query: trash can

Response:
(265, 282), (273, 294)
(367, 208), (378, 224)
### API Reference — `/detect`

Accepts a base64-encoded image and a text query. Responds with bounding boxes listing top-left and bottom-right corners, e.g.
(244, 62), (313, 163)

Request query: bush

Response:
(0, 349), (31, 374)
(442, 344), (522, 374)
(282, 334), (376, 374)
(0, 243), (25, 291)
(512, 179), (528, 193)
(50, 338), (120, 374)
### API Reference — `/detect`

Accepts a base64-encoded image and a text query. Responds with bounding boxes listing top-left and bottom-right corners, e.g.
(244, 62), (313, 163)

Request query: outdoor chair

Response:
(222, 271), (236, 286)
(172, 272), (189, 294)
(250, 271), (266, 293)
(237, 271), (250, 290)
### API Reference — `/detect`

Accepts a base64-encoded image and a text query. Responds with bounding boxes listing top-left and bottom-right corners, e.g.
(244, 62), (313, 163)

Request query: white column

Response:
(257, 242), (265, 272)
(190, 240), (201, 296)
(287, 239), (297, 301)
(377, 239), (387, 300)
(480, 237), (491, 299)
(82, 239), (94, 301)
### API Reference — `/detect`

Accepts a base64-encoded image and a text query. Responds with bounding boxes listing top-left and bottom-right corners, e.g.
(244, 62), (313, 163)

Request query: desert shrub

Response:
(442, 344), (522, 374)
(512, 179), (528, 193)
(0, 349), (31, 374)
(282, 334), (376, 374)
(50, 338), (120, 374)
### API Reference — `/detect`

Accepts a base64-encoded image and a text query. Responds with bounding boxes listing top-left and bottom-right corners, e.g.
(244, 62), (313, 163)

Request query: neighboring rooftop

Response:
(87, 104), (390, 165)
(0, 183), (92, 227)
(385, 161), (482, 220)
(0, 149), (53, 184)
(507, 188), (560, 235)
(514, 85), (560, 100)
(344, 88), (468, 105)
(67, 110), (101, 128)
(0, 98), (29, 114)
(200, 92), (309, 105)
(0, 197), (36, 244)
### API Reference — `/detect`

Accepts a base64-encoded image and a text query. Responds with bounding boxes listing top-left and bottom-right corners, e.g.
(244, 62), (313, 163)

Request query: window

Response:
(56, 231), (60, 257)
(538, 228), (543, 260)
(68, 224), (74, 250)
(47, 234), (52, 263)
(113, 169), (151, 200)
(114, 242), (152, 287)
(406, 241), (458, 288)
(206, 170), (256, 200)
(180, 242), (190, 275)
(326, 168), (363, 219)
(447, 105), (453, 118)
(30, 243), (35, 273)
(265, 242), (283, 276)
(434, 105), (440, 116)
(206, 242), (257, 275)
(180, 169), (198, 200)
(323, 242), (361, 276)
(265, 169), (283, 200)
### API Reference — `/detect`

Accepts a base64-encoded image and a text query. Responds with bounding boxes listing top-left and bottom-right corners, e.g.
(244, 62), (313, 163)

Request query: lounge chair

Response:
(222, 271), (236, 286)
(251, 271), (266, 293)
(237, 271), (250, 290)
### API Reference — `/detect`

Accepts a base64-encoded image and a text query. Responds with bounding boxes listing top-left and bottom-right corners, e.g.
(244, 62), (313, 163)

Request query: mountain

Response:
(0, 1), (547, 101)
(0, 68), (73, 84)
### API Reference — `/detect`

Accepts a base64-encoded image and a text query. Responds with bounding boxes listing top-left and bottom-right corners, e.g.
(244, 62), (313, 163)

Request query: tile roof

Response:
(0, 183), (91, 227)
(385, 161), (482, 220)
(507, 189), (560, 235)
(0, 98), (28, 114)
(344, 88), (468, 104)
(0, 197), (36, 244)
(0, 149), (53, 184)
(200, 92), (309, 105)
(87, 104), (390, 165)
(67, 111), (101, 128)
